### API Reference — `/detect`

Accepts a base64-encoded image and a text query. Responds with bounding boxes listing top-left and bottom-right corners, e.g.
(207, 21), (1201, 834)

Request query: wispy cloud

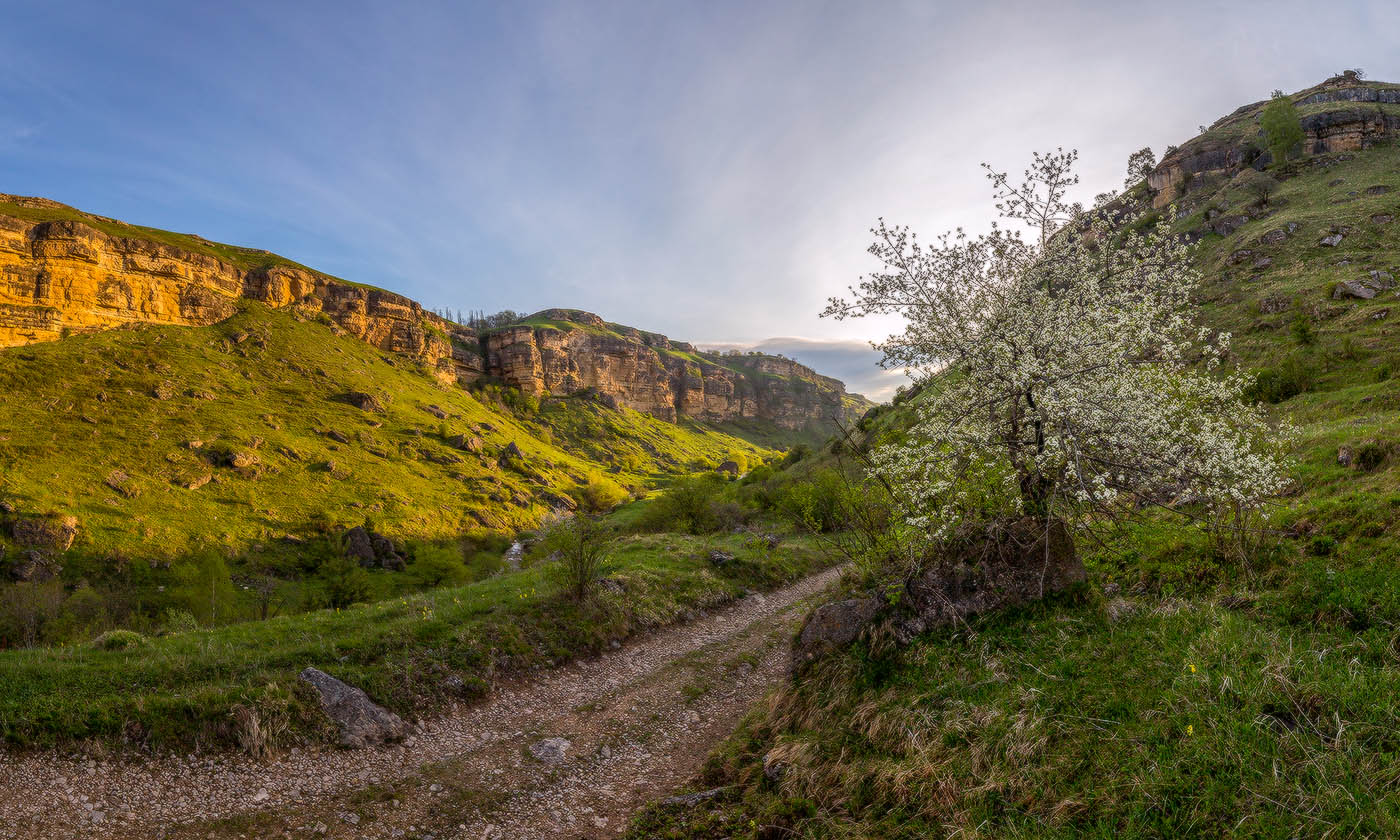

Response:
(1, 0), (1397, 402)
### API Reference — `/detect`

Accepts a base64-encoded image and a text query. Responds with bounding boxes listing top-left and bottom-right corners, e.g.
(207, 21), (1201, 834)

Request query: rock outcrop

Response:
(0, 196), (485, 385)
(1147, 73), (1400, 208)
(791, 518), (1086, 670)
(484, 309), (867, 430)
(0, 200), (869, 431)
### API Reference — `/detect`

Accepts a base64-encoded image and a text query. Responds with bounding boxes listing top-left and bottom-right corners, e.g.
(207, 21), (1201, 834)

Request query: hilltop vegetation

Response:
(630, 80), (1400, 839)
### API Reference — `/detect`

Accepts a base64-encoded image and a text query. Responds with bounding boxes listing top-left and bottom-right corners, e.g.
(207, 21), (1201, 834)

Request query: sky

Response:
(2, 1), (1398, 399)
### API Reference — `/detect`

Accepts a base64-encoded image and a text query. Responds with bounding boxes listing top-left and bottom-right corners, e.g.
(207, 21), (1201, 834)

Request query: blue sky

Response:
(2, 0), (1397, 398)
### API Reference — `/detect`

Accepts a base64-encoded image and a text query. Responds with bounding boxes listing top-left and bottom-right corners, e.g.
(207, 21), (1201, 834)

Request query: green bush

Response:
(1247, 355), (1314, 403)
(636, 474), (730, 534)
(1290, 311), (1315, 346)
(406, 543), (467, 587)
(158, 607), (199, 635)
(539, 515), (614, 602)
(92, 629), (147, 651)
(1356, 442), (1389, 472)
(317, 554), (372, 609)
(568, 475), (629, 513)
(778, 468), (854, 534)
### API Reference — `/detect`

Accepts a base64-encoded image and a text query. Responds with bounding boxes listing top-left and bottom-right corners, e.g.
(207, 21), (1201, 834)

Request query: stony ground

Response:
(0, 566), (841, 840)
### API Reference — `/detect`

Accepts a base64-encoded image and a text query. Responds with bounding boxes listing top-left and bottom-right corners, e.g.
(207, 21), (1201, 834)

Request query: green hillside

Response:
(0, 302), (778, 642)
(629, 107), (1400, 838)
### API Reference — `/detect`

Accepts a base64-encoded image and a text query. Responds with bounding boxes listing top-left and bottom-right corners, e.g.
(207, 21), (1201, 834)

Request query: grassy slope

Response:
(629, 144), (1400, 837)
(0, 529), (830, 750)
(0, 302), (774, 561)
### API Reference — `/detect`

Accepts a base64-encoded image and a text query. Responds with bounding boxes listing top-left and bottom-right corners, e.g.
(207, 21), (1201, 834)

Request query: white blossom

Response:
(825, 150), (1293, 543)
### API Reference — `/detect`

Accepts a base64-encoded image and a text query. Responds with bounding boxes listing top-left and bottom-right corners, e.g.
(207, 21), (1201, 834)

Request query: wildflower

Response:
(1186, 724), (1194, 736)
(1189, 663), (1196, 673)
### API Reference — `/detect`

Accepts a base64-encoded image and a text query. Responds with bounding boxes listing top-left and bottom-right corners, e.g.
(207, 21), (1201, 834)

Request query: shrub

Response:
(636, 474), (728, 534)
(540, 515), (613, 602)
(317, 554), (372, 608)
(0, 580), (64, 648)
(1355, 442), (1389, 472)
(780, 444), (811, 469)
(568, 476), (629, 514)
(1290, 311), (1315, 346)
(1309, 535), (1337, 556)
(1247, 355), (1314, 403)
(93, 629), (148, 650)
(778, 468), (854, 534)
(158, 607), (199, 635)
(406, 543), (467, 587)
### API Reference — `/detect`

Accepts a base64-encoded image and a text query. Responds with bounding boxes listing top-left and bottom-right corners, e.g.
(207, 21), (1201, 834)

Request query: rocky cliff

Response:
(1147, 72), (1400, 208)
(0, 195), (486, 385)
(0, 197), (868, 431)
(484, 309), (867, 430)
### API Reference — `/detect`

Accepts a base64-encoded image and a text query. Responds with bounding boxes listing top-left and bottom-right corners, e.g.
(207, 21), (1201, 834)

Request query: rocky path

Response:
(0, 566), (841, 840)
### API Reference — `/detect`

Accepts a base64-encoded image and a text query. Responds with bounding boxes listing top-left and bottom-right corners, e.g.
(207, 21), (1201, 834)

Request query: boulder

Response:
(1372, 214), (1394, 225)
(716, 460), (740, 476)
(297, 667), (409, 749)
(528, 737), (571, 764)
(1319, 233), (1345, 247)
(661, 788), (726, 808)
(792, 518), (1085, 669)
(1338, 445), (1354, 467)
(10, 514), (78, 552)
(1367, 269), (1396, 288)
(11, 550), (61, 583)
(791, 596), (883, 670)
(1252, 256), (1273, 270)
(229, 451), (259, 469)
(1258, 296), (1291, 314)
(1228, 249), (1254, 265)
(344, 526), (377, 567)
(326, 430), (350, 444)
(1333, 279), (1378, 300)
(892, 518), (1084, 643)
(498, 441), (524, 466)
(1211, 215), (1250, 236)
(369, 534), (405, 571)
(104, 470), (139, 498)
(341, 391), (384, 413)
(707, 550), (734, 567)
(447, 434), (484, 453)
(1258, 228), (1288, 245)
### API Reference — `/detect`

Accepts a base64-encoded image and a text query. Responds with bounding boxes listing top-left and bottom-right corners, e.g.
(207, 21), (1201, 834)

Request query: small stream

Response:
(503, 540), (525, 571)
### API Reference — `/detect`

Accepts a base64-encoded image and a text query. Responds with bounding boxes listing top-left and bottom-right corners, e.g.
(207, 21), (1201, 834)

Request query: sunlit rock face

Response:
(0, 199), (866, 430)
(483, 309), (868, 430)
(1147, 73), (1400, 208)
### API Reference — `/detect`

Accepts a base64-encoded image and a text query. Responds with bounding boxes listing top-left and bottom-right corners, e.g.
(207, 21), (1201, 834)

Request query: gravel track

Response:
(0, 566), (841, 840)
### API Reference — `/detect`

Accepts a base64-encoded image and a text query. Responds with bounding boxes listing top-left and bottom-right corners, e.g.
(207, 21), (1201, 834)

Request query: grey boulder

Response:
(298, 667), (409, 749)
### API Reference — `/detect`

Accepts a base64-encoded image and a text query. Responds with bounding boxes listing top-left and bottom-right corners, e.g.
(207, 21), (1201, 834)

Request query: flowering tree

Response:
(823, 150), (1292, 555)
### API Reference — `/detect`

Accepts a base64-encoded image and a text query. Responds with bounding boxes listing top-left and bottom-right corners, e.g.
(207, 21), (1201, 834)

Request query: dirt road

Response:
(0, 566), (841, 840)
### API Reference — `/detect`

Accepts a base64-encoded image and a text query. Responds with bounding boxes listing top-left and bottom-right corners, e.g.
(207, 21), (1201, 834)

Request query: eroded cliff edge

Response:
(0, 196), (869, 431)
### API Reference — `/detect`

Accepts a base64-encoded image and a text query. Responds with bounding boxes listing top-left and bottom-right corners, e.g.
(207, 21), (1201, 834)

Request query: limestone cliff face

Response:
(0, 196), (485, 385)
(0, 200), (867, 431)
(484, 310), (867, 430)
(1148, 73), (1400, 208)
